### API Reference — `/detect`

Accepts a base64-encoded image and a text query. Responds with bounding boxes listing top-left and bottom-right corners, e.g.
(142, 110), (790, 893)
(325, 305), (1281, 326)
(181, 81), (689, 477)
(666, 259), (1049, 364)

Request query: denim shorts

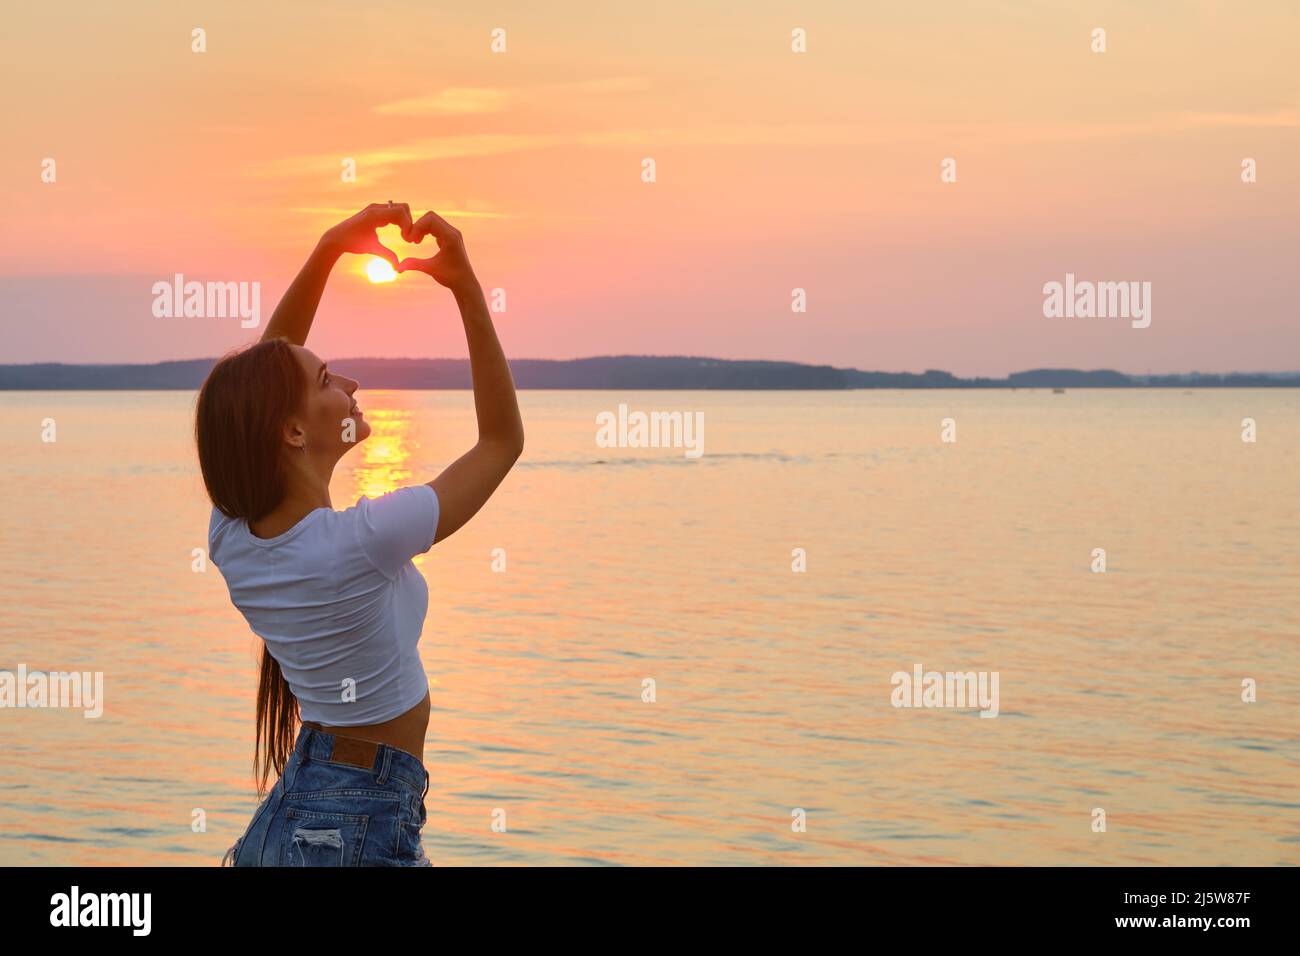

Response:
(222, 723), (432, 867)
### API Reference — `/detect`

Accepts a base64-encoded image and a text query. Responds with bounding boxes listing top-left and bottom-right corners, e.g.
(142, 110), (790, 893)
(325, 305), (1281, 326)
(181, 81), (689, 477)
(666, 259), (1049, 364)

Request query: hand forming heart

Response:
(323, 203), (476, 290)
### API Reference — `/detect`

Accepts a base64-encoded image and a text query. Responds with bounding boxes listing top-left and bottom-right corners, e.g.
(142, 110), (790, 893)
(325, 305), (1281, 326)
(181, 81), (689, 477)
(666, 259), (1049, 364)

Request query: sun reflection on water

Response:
(350, 402), (414, 502)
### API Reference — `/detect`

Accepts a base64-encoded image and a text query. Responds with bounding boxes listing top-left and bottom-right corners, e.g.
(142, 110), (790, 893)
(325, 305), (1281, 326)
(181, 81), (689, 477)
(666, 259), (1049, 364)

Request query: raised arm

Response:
(261, 202), (414, 346)
(397, 211), (524, 543)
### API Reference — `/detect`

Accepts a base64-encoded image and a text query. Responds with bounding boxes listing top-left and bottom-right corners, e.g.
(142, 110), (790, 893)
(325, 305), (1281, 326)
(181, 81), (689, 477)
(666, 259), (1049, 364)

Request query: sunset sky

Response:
(1, 0), (1296, 376)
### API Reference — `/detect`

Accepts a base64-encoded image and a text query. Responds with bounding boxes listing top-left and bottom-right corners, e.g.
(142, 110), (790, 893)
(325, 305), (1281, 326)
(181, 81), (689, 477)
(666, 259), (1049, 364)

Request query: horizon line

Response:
(2, 355), (1298, 380)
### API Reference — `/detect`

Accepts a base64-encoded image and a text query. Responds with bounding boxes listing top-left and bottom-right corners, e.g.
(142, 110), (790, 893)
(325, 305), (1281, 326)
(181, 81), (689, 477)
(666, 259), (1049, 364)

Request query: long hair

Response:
(195, 336), (306, 797)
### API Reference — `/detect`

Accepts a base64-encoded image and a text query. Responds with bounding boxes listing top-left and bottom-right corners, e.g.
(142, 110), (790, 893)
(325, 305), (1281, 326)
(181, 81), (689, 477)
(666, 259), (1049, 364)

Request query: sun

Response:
(366, 258), (397, 283)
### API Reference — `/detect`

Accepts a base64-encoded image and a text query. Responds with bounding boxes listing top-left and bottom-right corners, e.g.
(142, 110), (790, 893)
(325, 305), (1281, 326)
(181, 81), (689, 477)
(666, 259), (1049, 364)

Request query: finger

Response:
(366, 238), (400, 269)
(364, 200), (403, 223)
(409, 212), (434, 243)
(414, 210), (459, 245)
(392, 202), (415, 241)
(368, 202), (413, 238)
(396, 256), (435, 274)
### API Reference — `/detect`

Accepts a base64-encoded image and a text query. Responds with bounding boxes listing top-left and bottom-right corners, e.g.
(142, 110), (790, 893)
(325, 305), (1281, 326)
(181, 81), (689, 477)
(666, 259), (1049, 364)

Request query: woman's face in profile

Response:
(289, 344), (371, 454)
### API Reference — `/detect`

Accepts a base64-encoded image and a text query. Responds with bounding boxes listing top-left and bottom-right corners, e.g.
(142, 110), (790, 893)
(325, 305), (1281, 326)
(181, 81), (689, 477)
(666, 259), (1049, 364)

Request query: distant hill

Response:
(0, 356), (1296, 389)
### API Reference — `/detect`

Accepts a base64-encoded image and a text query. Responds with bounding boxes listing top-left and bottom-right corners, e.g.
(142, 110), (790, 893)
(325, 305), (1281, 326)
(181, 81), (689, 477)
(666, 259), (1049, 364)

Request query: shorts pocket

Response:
(396, 793), (430, 866)
(397, 821), (431, 866)
(282, 808), (369, 867)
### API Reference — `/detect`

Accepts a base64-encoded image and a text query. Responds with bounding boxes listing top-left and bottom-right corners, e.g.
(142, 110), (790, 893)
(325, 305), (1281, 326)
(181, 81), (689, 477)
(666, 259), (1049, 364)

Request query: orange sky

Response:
(1, 0), (1297, 375)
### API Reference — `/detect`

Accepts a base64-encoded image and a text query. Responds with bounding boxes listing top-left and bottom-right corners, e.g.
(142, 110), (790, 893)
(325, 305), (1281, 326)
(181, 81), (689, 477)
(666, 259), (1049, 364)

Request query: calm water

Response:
(1, 389), (1297, 866)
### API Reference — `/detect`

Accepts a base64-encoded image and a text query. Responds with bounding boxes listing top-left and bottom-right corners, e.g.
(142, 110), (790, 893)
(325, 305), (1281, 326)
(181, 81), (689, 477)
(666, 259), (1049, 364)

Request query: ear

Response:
(282, 420), (307, 451)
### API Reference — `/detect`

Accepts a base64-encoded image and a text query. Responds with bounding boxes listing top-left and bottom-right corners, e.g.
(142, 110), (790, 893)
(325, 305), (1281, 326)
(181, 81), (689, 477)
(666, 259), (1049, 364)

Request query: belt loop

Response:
(299, 724), (312, 767)
(376, 746), (392, 785)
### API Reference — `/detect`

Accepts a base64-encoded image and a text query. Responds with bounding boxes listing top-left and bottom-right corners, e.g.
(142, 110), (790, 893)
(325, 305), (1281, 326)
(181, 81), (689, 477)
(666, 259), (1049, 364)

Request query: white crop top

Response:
(208, 484), (440, 725)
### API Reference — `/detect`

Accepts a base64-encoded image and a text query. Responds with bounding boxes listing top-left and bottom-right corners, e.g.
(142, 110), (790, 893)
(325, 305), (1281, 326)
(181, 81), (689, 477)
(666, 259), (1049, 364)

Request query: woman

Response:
(199, 203), (523, 866)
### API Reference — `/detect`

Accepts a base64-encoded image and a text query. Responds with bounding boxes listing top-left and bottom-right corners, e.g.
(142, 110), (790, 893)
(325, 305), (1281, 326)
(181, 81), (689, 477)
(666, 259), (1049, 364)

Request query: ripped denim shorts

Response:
(222, 723), (432, 867)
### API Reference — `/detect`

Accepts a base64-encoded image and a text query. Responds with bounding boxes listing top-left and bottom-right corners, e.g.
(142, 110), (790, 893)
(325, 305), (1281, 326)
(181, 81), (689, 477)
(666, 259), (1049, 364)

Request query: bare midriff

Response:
(304, 689), (431, 765)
